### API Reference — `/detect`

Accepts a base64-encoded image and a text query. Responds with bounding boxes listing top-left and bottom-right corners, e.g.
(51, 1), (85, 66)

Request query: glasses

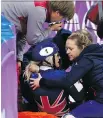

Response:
(49, 20), (79, 26)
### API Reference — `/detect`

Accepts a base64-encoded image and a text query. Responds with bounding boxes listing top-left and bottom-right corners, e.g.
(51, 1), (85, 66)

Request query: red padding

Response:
(18, 112), (58, 118)
(86, 2), (103, 25)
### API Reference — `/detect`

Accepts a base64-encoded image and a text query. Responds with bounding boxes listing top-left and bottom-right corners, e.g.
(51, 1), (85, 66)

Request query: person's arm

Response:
(22, 46), (34, 71)
(26, 7), (52, 45)
(40, 57), (93, 90)
(30, 70), (66, 90)
(16, 32), (27, 62)
(26, 7), (62, 45)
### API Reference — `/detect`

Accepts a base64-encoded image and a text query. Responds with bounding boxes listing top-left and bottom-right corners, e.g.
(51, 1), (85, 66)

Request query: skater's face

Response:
(54, 53), (61, 68)
(50, 10), (63, 22)
(66, 39), (83, 61)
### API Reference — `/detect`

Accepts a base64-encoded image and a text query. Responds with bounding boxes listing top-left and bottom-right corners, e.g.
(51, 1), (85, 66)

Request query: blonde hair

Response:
(67, 29), (93, 49)
(23, 61), (40, 81)
(78, 29), (93, 42)
(24, 57), (54, 81)
(49, 1), (74, 20)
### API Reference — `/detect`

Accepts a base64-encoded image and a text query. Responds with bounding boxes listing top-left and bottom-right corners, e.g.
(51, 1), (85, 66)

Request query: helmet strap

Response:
(39, 54), (61, 69)
(53, 54), (61, 69)
(53, 55), (56, 69)
(43, 60), (53, 67)
(43, 55), (56, 68)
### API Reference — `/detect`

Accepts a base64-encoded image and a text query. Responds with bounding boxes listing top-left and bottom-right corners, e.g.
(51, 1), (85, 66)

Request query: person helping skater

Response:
(30, 29), (103, 118)
(1, 0), (74, 68)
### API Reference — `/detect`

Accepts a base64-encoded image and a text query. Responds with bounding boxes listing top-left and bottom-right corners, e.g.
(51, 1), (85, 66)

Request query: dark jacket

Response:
(53, 29), (72, 69)
(40, 44), (103, 103)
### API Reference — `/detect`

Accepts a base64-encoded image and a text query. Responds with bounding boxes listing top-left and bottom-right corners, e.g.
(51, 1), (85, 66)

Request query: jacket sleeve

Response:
(26, 7), (52, 45)
(40, 57), (93, 90)
(16, 33), (27, 61)
(22, 46), (34, 71)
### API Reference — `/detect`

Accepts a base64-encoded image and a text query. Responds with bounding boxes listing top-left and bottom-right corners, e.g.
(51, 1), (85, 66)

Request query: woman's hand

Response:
(30, 73), (42, 90)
